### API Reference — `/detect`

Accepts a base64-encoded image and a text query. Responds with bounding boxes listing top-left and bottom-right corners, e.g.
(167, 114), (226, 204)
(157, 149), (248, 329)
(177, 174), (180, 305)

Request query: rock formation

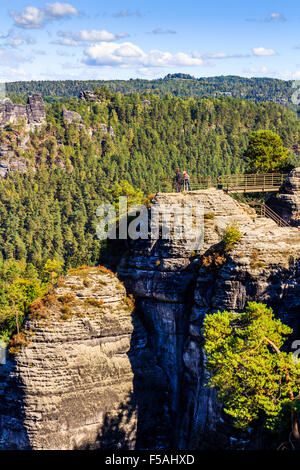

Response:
(267, 167), (300, 226)
(100, 123), (115, 138)
(0, 156), (28, 178)
(0, 267), (170, 450)
(118, 189), (300, 449)
(79, 90), (98, 102)
(1, 183), (300, 450)
(62, 108), (82, 125)
(141, 100), (151, 107)
(0, 135), (31, 178)
(0, 95), (46, 131)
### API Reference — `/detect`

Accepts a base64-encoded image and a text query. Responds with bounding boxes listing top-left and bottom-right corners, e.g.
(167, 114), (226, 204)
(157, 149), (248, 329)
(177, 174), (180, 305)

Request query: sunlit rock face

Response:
(267, 168), (300, 226)
(0, 267), (170, 450)
(0, 95), (46, 131)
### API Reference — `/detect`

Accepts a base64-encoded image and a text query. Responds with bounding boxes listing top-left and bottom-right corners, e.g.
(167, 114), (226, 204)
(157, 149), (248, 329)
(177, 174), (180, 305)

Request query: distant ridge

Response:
(5, 75), (295, 106)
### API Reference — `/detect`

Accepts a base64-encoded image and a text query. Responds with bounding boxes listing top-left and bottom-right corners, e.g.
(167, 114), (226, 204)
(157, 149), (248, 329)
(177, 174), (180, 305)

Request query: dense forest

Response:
(0, 88), (300, 342)
(1, 88), (300, 265)
(6, 75), (295, 106)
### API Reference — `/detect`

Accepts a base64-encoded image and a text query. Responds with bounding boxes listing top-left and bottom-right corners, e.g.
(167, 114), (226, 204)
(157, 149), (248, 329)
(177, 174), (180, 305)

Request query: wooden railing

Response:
(160, 173), (287, 194)
(161, 177), (215, 192)
(249, 202), (290, 227)
(218, 173), (287, 193)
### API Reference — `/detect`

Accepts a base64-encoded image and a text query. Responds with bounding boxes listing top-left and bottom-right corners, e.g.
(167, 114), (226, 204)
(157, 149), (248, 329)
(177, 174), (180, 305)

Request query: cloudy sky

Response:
(0, 0), (300, 82)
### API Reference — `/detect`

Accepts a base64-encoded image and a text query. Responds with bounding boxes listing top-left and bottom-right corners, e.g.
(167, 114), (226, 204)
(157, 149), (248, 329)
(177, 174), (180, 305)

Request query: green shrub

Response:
(222, 223), (242, 252)
(204, 212), (215, 220)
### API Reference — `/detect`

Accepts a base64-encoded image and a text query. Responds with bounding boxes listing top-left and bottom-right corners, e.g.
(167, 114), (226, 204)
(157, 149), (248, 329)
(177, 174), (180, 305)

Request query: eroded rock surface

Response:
(79, 90), (98, 102)
(62, 108), (82, 124)
(267, 167), (300, 225)
(0, 95), (46, 131)
(119, 189), (300, 449)
(0, 267), (170, 450)
(1, 186), (300, 450)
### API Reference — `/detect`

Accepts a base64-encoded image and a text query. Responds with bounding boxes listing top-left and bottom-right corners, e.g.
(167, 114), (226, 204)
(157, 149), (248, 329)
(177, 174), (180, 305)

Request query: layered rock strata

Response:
(0, 267), (170, 450)
(0, 95), (46, 131)
(1, 183), (300, 450)
(119, 189), (300, 449)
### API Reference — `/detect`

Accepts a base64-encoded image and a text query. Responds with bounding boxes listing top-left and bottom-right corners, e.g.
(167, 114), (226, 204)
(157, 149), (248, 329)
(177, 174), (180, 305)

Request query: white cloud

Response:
(243, 66), (271, 74)
(201, 52), (250, 59)
(280, 70), (300, 80)
(204, 52), (228, 59)
(191, 50), (251, 62)
(56, 49), (75, 57)
(44, 2), (77, 18)
(117, 32), (130, 39)
(0, 67), (32, 81)
(55, 29), (129, 45)
(10, 6), (44, 29)
(83, 41), (204, 68)
(246, 12), (286, 23)
(252, 47), (277, 56)
(35, 49), (47, 55)
(10, 2), (78, 29)
(269, 12), (286, 21)
(75, 30), (116, 42)
(0, 48), (33, 66)
(52, 38), (78, 46)
(112, 8), (141, 18)
(151, 28), (177, 35)
(3, 33), (36, 48)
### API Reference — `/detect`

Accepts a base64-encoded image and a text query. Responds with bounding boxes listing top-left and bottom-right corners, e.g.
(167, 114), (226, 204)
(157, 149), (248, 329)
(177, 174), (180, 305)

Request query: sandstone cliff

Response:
(1, 179), (300, 450)
(118, 187), (300, 449)
(267, 167), (300, 226)
(0, 266), (170, 450)
(0, 95), (46, 131)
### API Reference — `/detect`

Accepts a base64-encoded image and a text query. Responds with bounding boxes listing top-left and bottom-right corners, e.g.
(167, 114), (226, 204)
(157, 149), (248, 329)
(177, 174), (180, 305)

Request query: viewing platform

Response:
(161, 173), (287, 194)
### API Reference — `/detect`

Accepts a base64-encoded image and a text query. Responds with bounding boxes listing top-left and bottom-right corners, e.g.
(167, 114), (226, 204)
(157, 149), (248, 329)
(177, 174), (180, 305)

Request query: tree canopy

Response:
(203, 302), (300, 444)
(244, 130), (289, 172)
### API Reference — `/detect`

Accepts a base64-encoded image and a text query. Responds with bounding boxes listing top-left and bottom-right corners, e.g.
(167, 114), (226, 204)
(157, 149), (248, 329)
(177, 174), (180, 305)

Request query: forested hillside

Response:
(0, 87), (300, 343)
(1, 89), (300, 269)
(6, 75), (294, 105)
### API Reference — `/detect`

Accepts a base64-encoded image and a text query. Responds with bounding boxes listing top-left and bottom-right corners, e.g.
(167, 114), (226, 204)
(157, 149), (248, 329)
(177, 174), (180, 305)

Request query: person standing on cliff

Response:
(175, 168), (183, 192)
(183, 171), (191, 191)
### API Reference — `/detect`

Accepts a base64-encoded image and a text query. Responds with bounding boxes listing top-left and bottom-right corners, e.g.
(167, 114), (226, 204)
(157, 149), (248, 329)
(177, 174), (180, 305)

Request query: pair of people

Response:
(175, 169), (191, 192)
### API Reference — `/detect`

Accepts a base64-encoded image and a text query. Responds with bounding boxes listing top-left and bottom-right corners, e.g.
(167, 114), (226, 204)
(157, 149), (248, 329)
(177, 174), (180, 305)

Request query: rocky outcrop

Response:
(0, 157), (28, 178)
(0, 136), (32, 178)
(100, 123), (115, 138)
(267, 167), (300, 226)
(62, 108), (82, 125)
(1, 186), (300, 450)
(79, 91), (98, 102)
(118, 189), (300, 449)
(0, 95), (46, 131)
(0, 267), (170, 450)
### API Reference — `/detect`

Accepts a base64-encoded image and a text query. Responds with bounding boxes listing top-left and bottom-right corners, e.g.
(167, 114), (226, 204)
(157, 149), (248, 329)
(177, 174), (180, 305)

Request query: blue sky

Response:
(0, 0), (300, 82)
